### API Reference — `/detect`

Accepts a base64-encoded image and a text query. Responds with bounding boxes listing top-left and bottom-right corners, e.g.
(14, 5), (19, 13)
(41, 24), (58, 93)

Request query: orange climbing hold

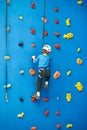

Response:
(56, 124), (62, 129)
(31, 29), (36, 34)
(53, 71), (60, 79)
(31, 126), (37, 130)
(43, 98), (49, 102)
(31, 2), (35, 9)
(54, 44), (60, 49)
(44, 110), (49, 116)
(29, 69), (36, 76)
(32, 43), (36, 48)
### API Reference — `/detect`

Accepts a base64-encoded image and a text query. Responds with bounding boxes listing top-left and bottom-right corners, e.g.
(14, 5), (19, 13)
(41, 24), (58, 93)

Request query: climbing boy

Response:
(32, 44), (51, 99)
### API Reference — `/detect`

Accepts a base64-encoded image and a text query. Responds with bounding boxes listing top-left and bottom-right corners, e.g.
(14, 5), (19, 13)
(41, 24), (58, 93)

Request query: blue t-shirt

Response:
(33, 54), (50, 68)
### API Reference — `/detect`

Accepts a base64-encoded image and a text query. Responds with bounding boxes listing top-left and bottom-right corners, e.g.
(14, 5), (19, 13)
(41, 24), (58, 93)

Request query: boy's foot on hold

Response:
(32, 94), (40, 99)
(44, 81), (49, 88)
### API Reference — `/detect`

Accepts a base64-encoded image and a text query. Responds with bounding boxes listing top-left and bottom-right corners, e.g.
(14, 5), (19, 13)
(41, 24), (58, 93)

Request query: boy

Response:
(32, 44), (51, 99)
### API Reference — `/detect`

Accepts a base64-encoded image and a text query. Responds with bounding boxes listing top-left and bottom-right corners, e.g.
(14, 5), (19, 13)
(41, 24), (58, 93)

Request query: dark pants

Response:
(36, 68), (50, 92)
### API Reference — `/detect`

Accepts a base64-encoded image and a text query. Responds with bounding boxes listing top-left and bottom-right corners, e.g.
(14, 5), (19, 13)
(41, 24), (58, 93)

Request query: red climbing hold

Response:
(31, 2), (35, 9)
(54, 8), (59, 12)
(55, 20), (59, 24)
(56, 124), (62, 129)
(31, 29), (36, 34)
(44, 31), (48, 36)
(43, 98), (49, 102)
(54, 44), (60, 49)
(54, 32), (60, 37)
(31, 126), (37, 130)
(44, 110), (49, 116)
(32, 97), (36, 102)
(56, 111), (60, 115)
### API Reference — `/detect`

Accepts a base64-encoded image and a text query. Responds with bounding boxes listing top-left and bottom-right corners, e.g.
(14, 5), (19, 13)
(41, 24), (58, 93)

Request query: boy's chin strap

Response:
(43, 53), (48, 56)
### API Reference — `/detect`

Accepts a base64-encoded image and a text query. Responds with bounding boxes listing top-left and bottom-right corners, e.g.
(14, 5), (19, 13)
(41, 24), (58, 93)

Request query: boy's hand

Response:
(32, 56), (36, 61)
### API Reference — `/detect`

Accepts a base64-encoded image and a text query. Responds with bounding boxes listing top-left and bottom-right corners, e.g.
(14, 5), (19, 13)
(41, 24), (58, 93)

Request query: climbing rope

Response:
(42, 0), (46, 39)
(5, 0), (8, 102)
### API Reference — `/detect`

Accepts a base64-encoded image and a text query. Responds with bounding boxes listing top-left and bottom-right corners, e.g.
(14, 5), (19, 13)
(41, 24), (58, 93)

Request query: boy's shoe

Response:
(32, 94), (40, 99)
(44, 81), (49, 88)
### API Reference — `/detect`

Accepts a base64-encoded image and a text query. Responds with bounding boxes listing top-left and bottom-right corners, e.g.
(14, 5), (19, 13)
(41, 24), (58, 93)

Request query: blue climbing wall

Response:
(0, 0), (87, 130)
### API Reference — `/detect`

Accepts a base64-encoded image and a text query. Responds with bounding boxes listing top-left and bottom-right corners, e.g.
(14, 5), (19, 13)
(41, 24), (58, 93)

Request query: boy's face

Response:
(42, 49), (50, 55)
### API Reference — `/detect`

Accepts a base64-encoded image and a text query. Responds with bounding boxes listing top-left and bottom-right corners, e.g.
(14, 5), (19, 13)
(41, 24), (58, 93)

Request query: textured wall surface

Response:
(0, 0), (87, 130)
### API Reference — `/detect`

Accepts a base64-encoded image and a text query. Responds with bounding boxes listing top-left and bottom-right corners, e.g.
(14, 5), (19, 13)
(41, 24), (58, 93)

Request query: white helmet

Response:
(42, 44), (51, 53)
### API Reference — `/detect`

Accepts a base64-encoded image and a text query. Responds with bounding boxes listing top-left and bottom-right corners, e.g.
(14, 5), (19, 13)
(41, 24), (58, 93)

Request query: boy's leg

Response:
(33, 69), (45, 99)
(44, 69), (51, 88)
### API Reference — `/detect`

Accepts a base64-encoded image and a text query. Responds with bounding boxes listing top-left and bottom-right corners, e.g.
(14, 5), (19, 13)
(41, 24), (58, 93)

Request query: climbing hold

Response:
(56, 112), (60, 116)
(54, 32), (60, 37)
(4, 56), (10, 60)
(66, 124), (73, 128)
(7, 0), (10, 5)
(54, 44), (60, 49)
(29, 69), (36, 76)
(43, 98), (49, 102)
(77, 0), (83, 5)
(67, 70), (71, 76)
(66, 18), (71, 26)
(4, 84), (11, 89)
(19, 70), (24, 74)
(54, 7), (59, 12)
(31, 2), (35, 9)
(19, 16), (23, 21)
(32, 43), (36, 48)
(31, 126), (37, 130)
(53, 71), (60, 79)
(63, 33), (74, 39)
(76, 58), (83, 64)
(6, 26), (10, 32)
(44, 31), (48, 36)
(55, 20), (59, 24)
(56, 96), (60, 100)
(75, 82), (83, 91)
(31, 29), (36, 34)
(18, 42), (24, 47)
(44, 110), (49, 116)
(17, 112), (24, 118)
(41, 17), (48, 23)
(19, 97), (24, 102)
(56, 124), (62, 129)
(32, 97), (36, 102)
(77, 48), (81, 52)
(66, 93), (72, 102)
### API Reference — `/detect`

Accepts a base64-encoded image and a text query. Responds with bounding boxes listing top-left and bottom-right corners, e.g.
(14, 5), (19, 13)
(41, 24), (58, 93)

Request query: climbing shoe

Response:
(32, 94), (40, 99)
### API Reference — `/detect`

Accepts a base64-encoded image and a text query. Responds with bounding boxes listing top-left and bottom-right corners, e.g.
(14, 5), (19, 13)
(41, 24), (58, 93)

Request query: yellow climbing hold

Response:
(17, 112), (24, 118)
(4, 56), (10, 60)
(4, 84), (11, 89)
(67, 70), (71, 76)
(75, 82), (83, 91)
(66, 18), (71, 26)
(66, 124), (73, 128)
(19, 16), (23, 20)
(63, 33), (74, 39)
(66, 93), (72, 102)
(77, 0), (83, 5)
(77, 48), (81, 52)
(77, 58), (83, 64)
